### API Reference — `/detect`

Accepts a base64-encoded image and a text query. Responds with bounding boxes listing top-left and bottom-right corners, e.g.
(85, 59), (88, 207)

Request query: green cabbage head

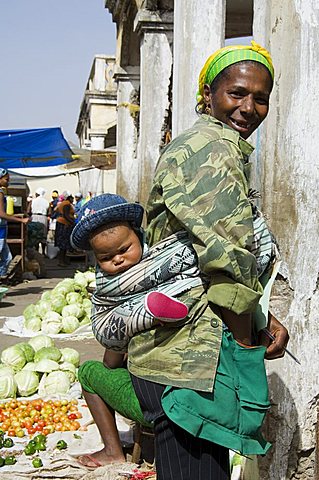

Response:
(28, 335), (55, 352)
(34, 347), (62, 363)
(0, 372), (17, 399)
(1, 346), (27, 371)
(14, 370), (39, 396)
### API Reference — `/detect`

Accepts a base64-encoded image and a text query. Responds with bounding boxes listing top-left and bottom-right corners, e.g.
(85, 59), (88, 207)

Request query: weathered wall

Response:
(172, 0), (226, 137)
(254, 1), (319, 478)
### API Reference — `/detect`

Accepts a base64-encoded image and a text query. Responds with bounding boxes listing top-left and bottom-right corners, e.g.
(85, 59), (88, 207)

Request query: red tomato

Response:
(37, 420), (46, 428)
(35, 425), (43, 432)
(27, 427), (36, 435)
(7, 429), (16, 437)
(68, 413), (77, 420)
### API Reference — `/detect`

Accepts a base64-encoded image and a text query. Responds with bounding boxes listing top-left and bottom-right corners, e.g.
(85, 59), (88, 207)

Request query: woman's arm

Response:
(148, 138), (262, 315)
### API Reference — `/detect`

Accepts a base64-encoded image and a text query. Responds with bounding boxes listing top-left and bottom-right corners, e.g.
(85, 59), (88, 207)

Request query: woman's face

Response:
(0, 174), (9, 188)
(204, 62), (273, 139)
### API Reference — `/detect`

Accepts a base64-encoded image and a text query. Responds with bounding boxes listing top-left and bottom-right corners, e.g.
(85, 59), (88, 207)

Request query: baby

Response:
(71, 194), (204, 354)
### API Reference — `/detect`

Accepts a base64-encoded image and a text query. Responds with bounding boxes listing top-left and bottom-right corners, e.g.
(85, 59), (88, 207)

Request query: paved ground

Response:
(0, 255), (104, 362)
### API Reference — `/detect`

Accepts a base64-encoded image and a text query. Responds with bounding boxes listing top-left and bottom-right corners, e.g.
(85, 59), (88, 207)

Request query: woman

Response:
(30, 187), (49, 255)
(0, 169), (29, 276)
(78, 42), (289, 477)
(54, 191), (75, 267)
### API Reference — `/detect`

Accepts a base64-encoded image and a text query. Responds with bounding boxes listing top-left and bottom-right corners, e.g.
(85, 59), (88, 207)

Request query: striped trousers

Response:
(131, 375), (230, 480)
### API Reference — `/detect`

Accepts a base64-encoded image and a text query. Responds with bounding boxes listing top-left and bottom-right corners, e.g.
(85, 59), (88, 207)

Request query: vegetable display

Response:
(0, 336), (80, 399)
(22, 270), (95, 334)
(0, 398), (82, 436)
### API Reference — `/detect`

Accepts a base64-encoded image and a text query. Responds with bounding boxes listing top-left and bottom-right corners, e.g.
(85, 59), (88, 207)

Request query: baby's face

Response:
(90, 224), (142, 275)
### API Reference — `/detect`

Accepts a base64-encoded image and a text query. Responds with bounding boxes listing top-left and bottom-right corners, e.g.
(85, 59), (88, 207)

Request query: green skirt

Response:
(161, 330), (271, 455)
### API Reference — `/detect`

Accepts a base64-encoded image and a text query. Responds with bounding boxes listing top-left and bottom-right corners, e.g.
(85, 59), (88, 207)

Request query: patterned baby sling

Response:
(91, 231), (206, 352)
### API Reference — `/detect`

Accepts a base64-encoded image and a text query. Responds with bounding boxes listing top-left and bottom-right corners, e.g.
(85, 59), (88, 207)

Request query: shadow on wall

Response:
(258, 372), (299, 480)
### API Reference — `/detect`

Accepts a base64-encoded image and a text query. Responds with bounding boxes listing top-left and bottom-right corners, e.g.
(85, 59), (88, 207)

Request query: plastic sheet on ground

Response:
(0, 315), (94, 340)
(0, 394), (136, 479)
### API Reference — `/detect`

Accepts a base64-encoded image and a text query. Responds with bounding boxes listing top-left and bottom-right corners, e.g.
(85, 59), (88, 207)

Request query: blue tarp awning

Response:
(0, 127), (74, 169)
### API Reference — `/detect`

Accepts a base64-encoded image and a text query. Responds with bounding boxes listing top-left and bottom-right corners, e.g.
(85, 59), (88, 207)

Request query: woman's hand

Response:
(260, 314), (289, 360)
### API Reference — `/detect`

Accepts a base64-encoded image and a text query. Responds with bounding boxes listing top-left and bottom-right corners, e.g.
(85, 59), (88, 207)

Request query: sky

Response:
(0, 0), (116, 145)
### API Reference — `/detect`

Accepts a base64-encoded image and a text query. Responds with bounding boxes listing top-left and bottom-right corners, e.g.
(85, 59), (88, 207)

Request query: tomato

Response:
(16, 429), (25, 438)
(68, 414), (77, 420)
(55, 423), (63, 431)
(27, 427), (36, 435)
(7, 429), (16, 437)
(38, 420), (46, 428)
(42, 428), (51, 436)
(34, 404), (42, 411)
(75, 412), (82, 419)
(25, 420), (33, 430)
(53, 414), (60, 423)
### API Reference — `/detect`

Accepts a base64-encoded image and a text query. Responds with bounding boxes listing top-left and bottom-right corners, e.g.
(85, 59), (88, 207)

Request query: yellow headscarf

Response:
(197, 41), (274, 111)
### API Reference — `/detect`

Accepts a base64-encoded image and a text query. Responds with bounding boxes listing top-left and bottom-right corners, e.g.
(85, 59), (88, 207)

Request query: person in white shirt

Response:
(31, 187), (49, 255)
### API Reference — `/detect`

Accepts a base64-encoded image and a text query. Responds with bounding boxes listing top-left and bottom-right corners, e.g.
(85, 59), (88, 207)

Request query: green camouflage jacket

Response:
(128, 115), (263, 392)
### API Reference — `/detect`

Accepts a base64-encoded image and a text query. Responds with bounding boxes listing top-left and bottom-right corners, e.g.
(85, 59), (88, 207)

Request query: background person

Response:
(74, 192), (85, 218)
(0, 169), (29, 276)
(54, 191), (75, 267)
(30, 187), (49, 255)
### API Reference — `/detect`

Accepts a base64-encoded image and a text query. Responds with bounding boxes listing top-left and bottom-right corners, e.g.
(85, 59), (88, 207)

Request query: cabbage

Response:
(84, 270), (96, 283)
(82, 298), (92, 310)
(41, 321), (62, 334)
(36, 300), (52, 319)
(59, 362), (77, 383)
(28, 335), (55, 352)
(23, 304), (38, 320)
(0, 365), (15, 376)
(34, 347), (61, 363)
(66, 292), (82, 305)
(15, 343), (35, 362)
(62, 304), (82, 319)
(52, 285), (69, 296)
(41, 290), (52, 302)
(58, 278), (75, 291)
(74, 272), (88, 289)
(61, 315), (80, 333)
(14, 370), (39, 396)
(50, 294), (67, 314)
(42, 311), (62, 323)
(79, 315), (90, 325)
(22, 362), (37, 372)
(1, 346), (27, 371)
(34, 359), (60, 373)
(60, 347), (80, 367)
(0, 372), (17, 399)
(39, 371), (70, 395)
(24, 316), (42, 332)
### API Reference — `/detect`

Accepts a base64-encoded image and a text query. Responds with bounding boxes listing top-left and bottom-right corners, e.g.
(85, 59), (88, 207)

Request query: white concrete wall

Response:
(134, 10), (173, 207)
(254, 1), (319, 478)
(172, 0), (226, 137)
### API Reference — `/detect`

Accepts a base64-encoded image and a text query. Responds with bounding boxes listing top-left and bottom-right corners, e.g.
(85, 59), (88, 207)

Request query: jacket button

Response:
(210, 318), (219, 328)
